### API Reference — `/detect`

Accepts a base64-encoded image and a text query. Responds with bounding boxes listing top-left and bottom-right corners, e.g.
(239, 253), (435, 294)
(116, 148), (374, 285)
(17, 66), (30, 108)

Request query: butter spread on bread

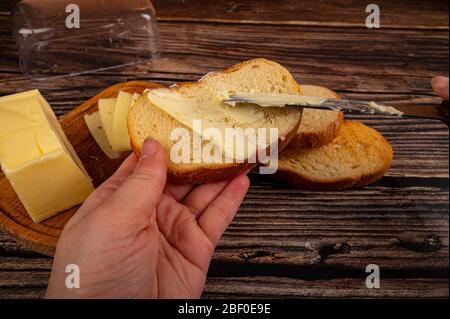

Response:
(128, 58), (303, 183)
(146, 88), (283, 162)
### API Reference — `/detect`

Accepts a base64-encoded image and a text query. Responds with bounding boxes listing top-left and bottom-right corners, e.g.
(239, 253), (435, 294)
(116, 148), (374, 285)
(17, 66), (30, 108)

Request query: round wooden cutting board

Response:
(0, 81), (163, 256)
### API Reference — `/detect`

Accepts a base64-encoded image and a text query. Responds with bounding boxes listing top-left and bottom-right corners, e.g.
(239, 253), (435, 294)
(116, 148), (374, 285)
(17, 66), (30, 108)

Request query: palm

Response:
(47, 147), (249, 299)
(154, 197), (211, 298)
(111, 181), (243, 299)
(151, 181), (239, 298)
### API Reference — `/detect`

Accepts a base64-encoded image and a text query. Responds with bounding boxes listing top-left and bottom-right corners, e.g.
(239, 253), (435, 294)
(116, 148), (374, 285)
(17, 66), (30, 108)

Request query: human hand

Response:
(46, 138), (249, 298)
(431, 76), (449, 101)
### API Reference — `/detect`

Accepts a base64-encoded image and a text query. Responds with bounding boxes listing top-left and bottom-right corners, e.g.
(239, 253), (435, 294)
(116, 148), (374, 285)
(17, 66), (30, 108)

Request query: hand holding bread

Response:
(47, 139), (249, 298)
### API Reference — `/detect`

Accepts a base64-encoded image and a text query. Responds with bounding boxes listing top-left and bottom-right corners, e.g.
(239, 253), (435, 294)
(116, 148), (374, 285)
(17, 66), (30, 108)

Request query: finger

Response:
(156, 195), (216, 272)
(181, 168), (252, 215)
(81, 154), (138, 212)
(182, 180), (229, 217)
(198, 174), (249, 246)
(72, 154), (138, 222)
(164, 182), (194, 202)
(102, 138), (167, 223)
(432, 76), (449, 101)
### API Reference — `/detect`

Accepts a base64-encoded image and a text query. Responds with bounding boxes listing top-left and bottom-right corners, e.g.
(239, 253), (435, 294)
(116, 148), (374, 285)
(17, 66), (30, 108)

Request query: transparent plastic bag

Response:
(12, 0), (162, 79)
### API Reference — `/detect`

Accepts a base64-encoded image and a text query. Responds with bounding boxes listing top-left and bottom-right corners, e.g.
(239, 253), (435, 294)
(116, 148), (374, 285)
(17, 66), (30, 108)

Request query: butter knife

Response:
(224, 93), (449, 123)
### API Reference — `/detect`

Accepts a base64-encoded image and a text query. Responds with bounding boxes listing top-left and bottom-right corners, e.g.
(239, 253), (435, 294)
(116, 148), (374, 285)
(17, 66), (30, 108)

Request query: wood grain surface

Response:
(0, 0), (448, 298)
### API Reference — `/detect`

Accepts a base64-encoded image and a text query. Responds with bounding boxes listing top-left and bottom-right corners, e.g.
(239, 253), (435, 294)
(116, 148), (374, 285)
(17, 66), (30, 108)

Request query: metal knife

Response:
(224, 93), (449, 123)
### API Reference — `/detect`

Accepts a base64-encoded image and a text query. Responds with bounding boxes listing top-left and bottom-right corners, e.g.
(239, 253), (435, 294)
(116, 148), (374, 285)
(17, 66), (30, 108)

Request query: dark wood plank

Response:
(0, 270), (447, 299)
(346, 116), (449, 178)
(203, 277), (449, 298)
(0, 176), (448, 298)
(0, 270), (48, 298)
(0, 257), (51, 270)
(2, 1), (448, 29)
(0, 288), (46, 299)
(0, 18), (448, 91)
(151, 0), (449, 29)
(0, 19), (448, 121)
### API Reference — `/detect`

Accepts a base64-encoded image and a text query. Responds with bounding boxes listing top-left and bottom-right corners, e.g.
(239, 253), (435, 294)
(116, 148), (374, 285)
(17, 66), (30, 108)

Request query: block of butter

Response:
(0, 90), (94, 223)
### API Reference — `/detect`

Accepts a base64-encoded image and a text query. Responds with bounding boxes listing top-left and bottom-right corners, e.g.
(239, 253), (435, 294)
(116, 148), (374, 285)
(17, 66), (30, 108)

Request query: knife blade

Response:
(224, 93), (449, 122)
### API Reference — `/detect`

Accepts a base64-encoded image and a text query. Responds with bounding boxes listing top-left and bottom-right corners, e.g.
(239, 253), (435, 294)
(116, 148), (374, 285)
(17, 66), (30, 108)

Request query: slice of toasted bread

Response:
(276, 121), (393, 190)
(128, 58), (302, 184)
(294, 85), (344, 148)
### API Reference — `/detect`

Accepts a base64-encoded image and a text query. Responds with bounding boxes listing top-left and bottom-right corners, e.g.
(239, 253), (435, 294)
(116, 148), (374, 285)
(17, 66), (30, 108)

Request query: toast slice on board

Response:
(276, 121), (393, 190)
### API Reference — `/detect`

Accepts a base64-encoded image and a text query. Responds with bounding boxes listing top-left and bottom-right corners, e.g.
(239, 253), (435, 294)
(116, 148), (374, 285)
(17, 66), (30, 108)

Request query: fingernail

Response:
(141, 138), (158, 159)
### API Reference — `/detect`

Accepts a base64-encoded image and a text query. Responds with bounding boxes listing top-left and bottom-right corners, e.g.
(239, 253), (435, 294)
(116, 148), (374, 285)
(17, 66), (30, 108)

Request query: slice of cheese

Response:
(91, 92), (139, 156)
(131, 93), (141, 107)
(111, 91), (133, 152)
(84, 112), (121, 159)
(98, 98), (116, 148)
(0, 90), (94, 223)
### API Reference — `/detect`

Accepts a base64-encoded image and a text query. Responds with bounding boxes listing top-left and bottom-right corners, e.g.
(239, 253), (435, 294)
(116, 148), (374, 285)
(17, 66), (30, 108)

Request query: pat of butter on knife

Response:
(0, 90), (94, 223)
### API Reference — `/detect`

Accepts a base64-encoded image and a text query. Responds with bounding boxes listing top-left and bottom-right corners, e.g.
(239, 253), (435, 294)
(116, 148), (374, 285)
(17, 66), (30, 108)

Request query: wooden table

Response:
(0, 0), (448, 298)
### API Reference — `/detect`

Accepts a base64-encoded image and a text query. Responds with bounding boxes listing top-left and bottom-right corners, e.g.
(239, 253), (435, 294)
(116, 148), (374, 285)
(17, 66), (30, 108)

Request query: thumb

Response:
(432, 76), (449, 101)
(104, 138), (167, 221)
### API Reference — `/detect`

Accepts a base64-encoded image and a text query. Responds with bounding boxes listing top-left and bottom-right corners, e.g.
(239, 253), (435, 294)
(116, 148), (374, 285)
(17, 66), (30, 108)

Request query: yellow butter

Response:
(111, 91), (133, 152)
(0, 90), (94, 223)
(146, 88), (274, 161)
(6, 152), (94, 223)
(0, 94), (47, 136)
(0, 124), (61, 171)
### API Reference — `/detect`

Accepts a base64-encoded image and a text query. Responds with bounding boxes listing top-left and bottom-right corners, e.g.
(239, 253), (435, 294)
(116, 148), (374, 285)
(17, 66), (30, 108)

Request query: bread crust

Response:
(295, 111), (344, 148)
(294, 84), (344, 148)
(274, 121), (393, 190)
(273, 166), (389, 190)
(172, 58), (303, 96)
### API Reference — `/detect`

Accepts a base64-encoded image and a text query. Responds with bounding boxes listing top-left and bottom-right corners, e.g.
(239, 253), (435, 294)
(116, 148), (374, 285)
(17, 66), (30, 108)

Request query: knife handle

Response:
(396, 101), (449, 126)
(436, 100), (448, 126)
